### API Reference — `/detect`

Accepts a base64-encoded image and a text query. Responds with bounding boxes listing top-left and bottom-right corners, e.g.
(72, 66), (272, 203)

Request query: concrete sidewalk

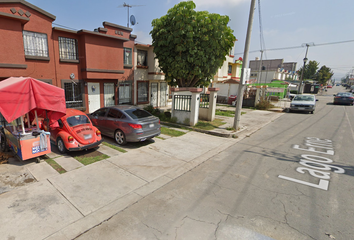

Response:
(0, 109), (285, 240)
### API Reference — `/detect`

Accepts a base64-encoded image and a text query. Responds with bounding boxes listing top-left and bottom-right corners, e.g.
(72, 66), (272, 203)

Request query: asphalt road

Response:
(76, 86), (353, 240)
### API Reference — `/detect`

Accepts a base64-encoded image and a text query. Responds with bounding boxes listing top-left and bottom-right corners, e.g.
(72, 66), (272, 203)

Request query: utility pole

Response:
(257, 50), (263, 84)
(233, 0), (256, 130)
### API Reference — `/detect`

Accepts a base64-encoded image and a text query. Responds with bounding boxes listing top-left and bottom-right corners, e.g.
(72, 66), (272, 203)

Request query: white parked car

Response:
(289, 94), (318, 114)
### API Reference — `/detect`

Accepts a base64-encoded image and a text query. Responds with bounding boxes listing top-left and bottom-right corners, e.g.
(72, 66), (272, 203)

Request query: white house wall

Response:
(230, 84), (239, 96)
(135, 69), (148, 80)
(214, 83), (229, 97)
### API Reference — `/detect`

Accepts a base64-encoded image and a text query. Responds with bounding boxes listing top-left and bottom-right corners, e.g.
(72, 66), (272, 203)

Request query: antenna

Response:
(117, 2), (144, 28)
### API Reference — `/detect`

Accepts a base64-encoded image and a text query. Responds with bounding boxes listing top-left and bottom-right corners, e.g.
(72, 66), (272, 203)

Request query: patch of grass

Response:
(162, 123), (190, 131)
(226, 127), (235, 131)
(216, 104), (234, 108)
(161, 127), (186, 137)
(156, 136), (166, 140)
(194, 118), (226, 130)
(74, 154), (109, 166)
(102, 142), (127, 153)
(45, 158), (66, 174)
(216, 110), (247, 117)
(216, 109), (235, 117)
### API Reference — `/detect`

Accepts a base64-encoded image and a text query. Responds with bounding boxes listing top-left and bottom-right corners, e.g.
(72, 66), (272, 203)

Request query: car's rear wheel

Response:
(57, 137), (67, 154)
(114, 130), (127, 145)
(311, 111), (314, 114)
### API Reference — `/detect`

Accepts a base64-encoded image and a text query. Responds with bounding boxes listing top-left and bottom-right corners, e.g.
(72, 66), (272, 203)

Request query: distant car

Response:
(41, 108), (103, 153)
(88, 106), (161, 145)
(289, 94), (317, 114)
(327, 85), (332, 88)
(333, 92), (354, 105)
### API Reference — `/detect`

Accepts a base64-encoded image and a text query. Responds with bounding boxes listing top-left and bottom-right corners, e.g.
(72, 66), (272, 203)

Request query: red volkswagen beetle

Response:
(41, 109), (103, 153)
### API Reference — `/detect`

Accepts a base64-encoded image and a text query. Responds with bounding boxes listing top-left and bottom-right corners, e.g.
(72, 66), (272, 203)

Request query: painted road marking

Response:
(278, 137), (345, 191)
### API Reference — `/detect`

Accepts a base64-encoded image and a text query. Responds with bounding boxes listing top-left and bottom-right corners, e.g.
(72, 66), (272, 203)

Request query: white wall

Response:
(213, 83), (229, 97)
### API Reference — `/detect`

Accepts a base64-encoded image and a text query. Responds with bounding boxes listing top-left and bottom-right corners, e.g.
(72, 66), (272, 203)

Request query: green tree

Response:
(150, 1), (236, 87)
(315, 65), (334, 85)
(297, 60), (319, 80)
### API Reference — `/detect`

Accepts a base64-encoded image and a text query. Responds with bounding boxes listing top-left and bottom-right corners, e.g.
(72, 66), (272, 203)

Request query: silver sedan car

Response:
(289, 94), (318, 114)
(88, 106), (161, 145)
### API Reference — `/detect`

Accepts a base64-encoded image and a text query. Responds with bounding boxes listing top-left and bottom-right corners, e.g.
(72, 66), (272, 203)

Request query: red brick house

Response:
(0, 0), (136, 113)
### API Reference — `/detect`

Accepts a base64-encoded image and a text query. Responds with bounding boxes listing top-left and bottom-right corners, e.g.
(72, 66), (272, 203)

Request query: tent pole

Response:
(20, 116), (25, 134)
(35, 110), (39, 131)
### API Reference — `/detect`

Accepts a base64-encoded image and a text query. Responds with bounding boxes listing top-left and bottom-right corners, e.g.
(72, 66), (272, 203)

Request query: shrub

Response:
(290, 90), (298, 94)
(170, 117), (178, 123)
(255, 99), (275, 110)
(152, 108), (161, 116)
(143, 105), (154, 113)
(158, 113), (168, 121)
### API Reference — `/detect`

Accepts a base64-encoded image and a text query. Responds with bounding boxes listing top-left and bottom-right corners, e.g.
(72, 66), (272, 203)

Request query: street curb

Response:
(161, 121), (241, 138)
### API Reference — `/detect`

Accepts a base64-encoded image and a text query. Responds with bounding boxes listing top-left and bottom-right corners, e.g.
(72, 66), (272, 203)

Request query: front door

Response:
(104, 83), (115, 107)
(159, 82), (167, 107)
(88, 82), (100, 113)
(151, 82), (158, 107)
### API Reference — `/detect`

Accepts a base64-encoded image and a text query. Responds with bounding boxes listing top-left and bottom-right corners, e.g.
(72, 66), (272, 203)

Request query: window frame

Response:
(58, 36), (79, 62)
(23, 30), (49, 60)
(137, 81), (149, 104)
(137, 49), (148, 67)
(123, 47), (132, 67)
(61, 79), (85, 110)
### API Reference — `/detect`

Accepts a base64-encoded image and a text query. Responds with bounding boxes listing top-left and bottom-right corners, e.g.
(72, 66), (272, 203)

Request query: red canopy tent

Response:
(0, 77), (66, 124)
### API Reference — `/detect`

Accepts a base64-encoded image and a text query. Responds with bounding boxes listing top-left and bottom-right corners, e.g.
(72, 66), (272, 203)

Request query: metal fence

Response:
(174, 95), (191, 112)
(200, 94), (210, 108)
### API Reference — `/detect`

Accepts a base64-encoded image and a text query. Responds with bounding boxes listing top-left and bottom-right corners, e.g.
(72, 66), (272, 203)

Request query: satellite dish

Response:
(130, 15), (136, 26)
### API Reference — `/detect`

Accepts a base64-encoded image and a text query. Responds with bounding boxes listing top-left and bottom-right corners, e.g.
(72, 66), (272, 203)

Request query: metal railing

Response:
(200, 94), (210, 108)
(174, 95), (191, 112)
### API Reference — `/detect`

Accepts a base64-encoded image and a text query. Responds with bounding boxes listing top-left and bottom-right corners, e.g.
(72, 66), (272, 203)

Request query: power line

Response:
(52, 23), (79, 31)
(234, 39), (354, 55)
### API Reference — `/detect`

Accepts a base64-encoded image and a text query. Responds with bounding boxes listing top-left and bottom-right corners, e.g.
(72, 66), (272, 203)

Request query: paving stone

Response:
(55, 156), (84, 172)
(26, 161), (60, 181)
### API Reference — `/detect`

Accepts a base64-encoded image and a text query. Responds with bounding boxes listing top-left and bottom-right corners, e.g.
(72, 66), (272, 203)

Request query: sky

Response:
(27, 0), (354, 81)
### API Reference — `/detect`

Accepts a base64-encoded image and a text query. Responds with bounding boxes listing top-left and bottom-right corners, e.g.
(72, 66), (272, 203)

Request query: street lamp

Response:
(298, 43), (313, 94)
(299, 57), (308, 94)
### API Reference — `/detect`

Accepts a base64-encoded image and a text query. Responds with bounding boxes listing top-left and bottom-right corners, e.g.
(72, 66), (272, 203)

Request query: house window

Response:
(63, 81), (84, 108)
(228, 65), (232, 75)
(23, 31), (48, 57)
(137, 50), (147, 67)
(58, 37), (78, 60)
(137, 81), (149, 103)
(124, 48), (132, 65)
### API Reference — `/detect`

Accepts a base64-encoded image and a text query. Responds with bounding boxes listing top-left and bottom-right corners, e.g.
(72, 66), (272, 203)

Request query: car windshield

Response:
(293, 95), (314, 101)
(124, 109), (152, 119)
(66, 115), (90, 127)
(337, 93), (352, 97)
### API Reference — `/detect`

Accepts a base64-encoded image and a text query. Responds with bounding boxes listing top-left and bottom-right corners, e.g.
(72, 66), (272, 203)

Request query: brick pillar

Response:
(207, 88), (219, 121)
(189, 88), (203, 126)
